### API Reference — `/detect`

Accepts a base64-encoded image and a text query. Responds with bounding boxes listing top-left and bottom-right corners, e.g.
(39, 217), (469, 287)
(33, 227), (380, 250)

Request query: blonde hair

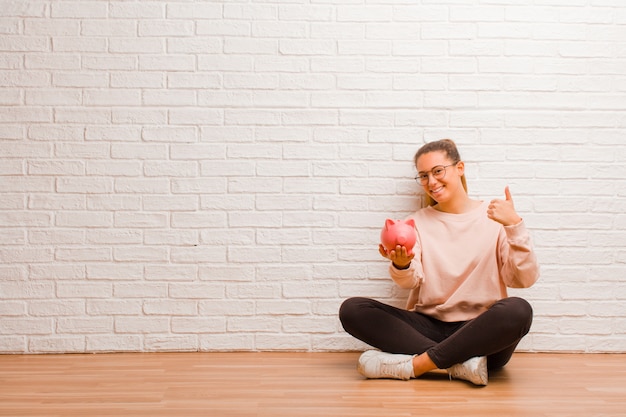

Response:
(414, 139), (468, 206)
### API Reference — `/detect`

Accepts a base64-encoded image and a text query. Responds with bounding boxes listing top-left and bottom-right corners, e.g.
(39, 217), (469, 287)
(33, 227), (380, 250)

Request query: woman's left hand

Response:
(487, 186), (523, 227)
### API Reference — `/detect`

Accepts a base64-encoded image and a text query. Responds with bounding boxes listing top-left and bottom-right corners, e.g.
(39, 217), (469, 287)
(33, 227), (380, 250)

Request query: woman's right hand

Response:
(379, 244), (414, 269)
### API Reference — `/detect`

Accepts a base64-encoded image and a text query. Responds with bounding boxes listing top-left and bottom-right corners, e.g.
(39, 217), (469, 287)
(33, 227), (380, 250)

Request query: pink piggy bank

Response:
(380, 218), (417, 256)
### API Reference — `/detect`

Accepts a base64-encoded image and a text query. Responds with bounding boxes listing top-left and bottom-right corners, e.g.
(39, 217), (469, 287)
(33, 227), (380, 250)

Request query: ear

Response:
(385, 218), (396, 230)
(405, 218), (415, 228)
(455, 161), (465, 176)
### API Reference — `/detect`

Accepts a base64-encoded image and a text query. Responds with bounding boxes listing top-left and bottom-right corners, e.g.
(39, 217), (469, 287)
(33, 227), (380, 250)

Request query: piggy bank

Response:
(380, 218), (417, 256)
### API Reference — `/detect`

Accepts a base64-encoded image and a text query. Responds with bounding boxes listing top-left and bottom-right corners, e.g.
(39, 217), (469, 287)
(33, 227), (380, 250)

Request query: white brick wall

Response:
(1, 0), (625, 354)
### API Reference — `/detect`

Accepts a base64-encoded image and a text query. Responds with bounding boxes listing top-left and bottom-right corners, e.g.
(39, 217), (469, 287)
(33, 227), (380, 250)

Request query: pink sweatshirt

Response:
(389, 201), (539, 322)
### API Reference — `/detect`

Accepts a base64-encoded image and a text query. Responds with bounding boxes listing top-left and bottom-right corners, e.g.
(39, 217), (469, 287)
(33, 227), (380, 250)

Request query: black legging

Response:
(339, 296), (533, 370)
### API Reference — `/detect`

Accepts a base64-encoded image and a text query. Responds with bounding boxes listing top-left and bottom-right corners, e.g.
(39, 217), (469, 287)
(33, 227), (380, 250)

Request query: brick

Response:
(0, 281), (55, 298)
(115, 317), (170, 334)
(87, 300), (142, 316)
(25, 89), (81, 105)
(199, 265), (255, 282)
(198, 55), (253, 72)
(143, 195), (198, 210)
(109, 2), (164, 19)
(55, 247), (112, 262)
(81, 20), (137, 37)
(143, 300), (197, 316)
(227, 317), (281, 333)
(167, 3), (222, 19)
(167, 110), (222, 126)
(255, 300), (309, 315)
(167, 73), (221, 89)
(0, 36), (49, 52)
(143, 89), (196, 106)
(86, 263), (143, 280)
(111, 143), (168, 160)
(138, 20), (194, 37)
(0, 212), (51, 227)
(171, 175), (225, 192)
(282, 317), (336, 333)
(28, 125), (83, 141)
(224, 73), (279, 90)
(0, 2), (46, 18)
(114, 283), (167, 299)
(139, 55), (195, 71)
(0, 159), (22, 175)
(29, 300), (85, 316)
(84, 90), (141, 107)
(170, 246), (227, 263)
(109, 38), (164, 54)
(0, 107), (51, 122)
(172, 212), (226, 228)
(0, 318), (53, 335)
(29, 229), (84, 245)
(56, 280), (113, 298)
(56, 177), (113, 193)
(144, 265), (198, 282)
(224, 4), (277, 20)
(0, 266), (27, 281)
(200, 160), (254, 177)
(29, 264), (85, 280)
(144, 335), (198, 352)
(0, 18), (20, 35)
(0, 70), (50, 87)
(223, 38), (277, 54)
(200, 300), (255, 316)
(54, 108), (111, 124)
(113, 213), (168, 228)
(52, 37), (107, 53)
(170, 283), (224, 299)
(111, 72), (164, 88)
(25, 53), (80, 70)
(86, 335), (142, 352)
(29, 337), (85, 353)
(280, 74), (334, 91)
(255, 334), (311, 351)
(51, 2), (107, 18)
(28, 160), (84, 176)
(86, 160), (142, 177)
(114, 178), (169, 193)
(86, 195), (140, 211)
(167, 38), (221, 54)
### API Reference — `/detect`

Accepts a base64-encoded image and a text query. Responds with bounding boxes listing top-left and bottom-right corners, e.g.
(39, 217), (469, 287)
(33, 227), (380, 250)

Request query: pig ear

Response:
(385, 219), (395, 229)
(405, 218), (416, 228)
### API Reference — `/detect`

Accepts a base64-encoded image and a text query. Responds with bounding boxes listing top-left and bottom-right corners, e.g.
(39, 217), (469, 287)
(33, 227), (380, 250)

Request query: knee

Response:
(509, 297), (533, 319)
(339, 297), (363, 322)
(338, 297), (370, 328)
(502, 297), (534, 336)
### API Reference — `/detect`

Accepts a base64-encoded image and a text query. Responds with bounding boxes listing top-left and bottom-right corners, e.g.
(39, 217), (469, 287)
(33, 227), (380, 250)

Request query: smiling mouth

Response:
(430, 186), (444, 194)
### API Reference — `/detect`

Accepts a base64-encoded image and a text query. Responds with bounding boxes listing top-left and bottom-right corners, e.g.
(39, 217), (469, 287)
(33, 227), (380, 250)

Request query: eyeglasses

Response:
(415, 163), (457, 185)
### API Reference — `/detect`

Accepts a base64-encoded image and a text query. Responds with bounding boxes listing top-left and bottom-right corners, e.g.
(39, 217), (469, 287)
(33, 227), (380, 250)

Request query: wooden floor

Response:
(0, 352), (625, 417)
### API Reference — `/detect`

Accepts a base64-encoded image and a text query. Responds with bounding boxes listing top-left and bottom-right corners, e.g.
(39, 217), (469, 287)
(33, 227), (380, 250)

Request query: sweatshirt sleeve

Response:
(499, 220), (540, 288)
(388, 260), (424, 290)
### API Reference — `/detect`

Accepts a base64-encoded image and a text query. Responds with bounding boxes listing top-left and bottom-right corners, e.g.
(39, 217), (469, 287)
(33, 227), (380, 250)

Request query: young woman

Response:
(339, 139), (540, 386)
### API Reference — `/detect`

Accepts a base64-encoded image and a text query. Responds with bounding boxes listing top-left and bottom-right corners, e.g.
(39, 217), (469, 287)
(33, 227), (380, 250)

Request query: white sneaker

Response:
(447, 356), (488, 386)
(357, 350), (414, 381)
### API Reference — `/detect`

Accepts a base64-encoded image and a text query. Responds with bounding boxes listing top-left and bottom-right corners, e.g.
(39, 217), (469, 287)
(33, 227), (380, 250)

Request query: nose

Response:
(427, 172), (438, 186)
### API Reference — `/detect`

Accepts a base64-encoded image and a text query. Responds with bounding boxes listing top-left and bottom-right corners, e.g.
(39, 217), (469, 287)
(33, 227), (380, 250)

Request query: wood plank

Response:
(0, 352), (625, 416)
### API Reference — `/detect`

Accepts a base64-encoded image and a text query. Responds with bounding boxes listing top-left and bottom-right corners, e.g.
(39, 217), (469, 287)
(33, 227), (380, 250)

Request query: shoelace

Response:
(380, 363), (403, 379)
(379, 360), (411, 380)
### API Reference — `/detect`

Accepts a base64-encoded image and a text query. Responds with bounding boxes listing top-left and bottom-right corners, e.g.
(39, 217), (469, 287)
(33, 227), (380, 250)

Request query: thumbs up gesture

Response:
(487, 186), (523, 226)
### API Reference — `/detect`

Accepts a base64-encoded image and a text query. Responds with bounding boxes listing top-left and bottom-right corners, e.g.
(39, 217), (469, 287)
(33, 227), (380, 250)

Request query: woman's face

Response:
(416, 151), (464, 203)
